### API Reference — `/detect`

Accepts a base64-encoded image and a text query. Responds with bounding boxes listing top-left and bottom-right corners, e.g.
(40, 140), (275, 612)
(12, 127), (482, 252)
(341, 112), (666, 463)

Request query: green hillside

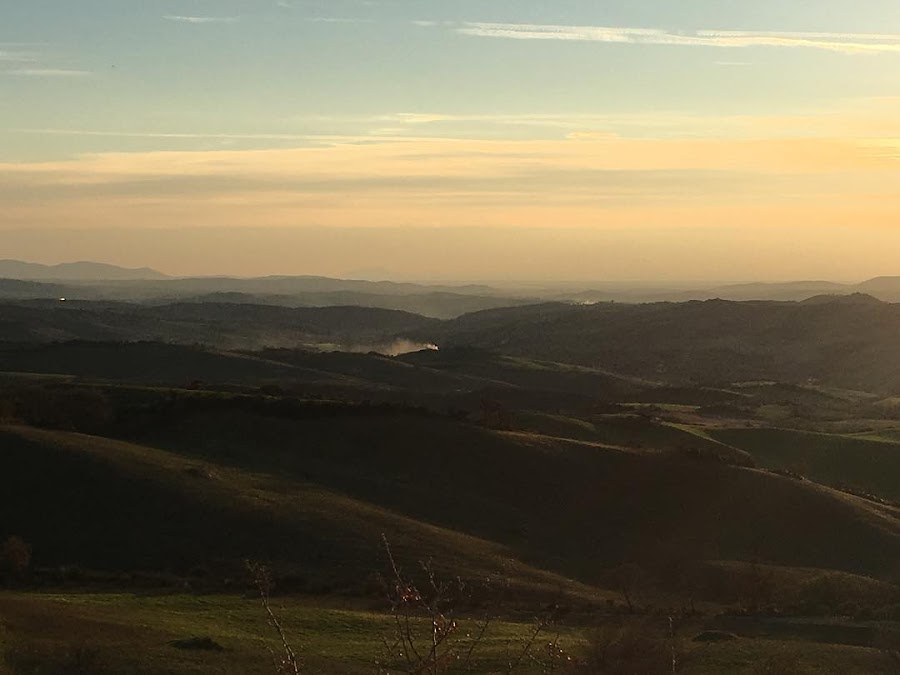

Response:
(0, 342), (313, 386)
(708, 427), (900, 502)
(0, 423), (591, 600)
(513, 411), (752, 463)
(5, 399), (900, 592)
(134, 410), (900, 581)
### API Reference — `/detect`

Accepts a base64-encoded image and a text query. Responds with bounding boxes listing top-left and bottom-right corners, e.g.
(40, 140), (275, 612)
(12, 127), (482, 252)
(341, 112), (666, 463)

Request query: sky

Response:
(1, 0), (899, 281)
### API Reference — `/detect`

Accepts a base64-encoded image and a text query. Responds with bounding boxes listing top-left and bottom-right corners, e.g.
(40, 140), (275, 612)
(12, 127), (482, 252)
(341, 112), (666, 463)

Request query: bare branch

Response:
(246, 561), (302, 674)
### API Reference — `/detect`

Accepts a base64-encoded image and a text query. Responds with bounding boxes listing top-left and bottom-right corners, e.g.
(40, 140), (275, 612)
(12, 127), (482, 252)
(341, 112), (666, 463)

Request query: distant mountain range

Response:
(0, 261), (538, 318)
(0, 260), (169, 281)
(4, 260), (900, 316)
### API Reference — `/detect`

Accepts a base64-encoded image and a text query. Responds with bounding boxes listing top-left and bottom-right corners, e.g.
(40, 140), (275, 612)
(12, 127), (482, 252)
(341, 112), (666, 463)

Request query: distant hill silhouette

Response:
(0, 269), (536, 318)
(0, 278), (69, 299)
(420, 298), (900, 393)
(7, 263), (900, 310)
(855, 276), (900, 297)
(10, 294), (900, 393)
(0, 301), (438, 349)
(0, 259), (168, 281)
(799, 292), (883, 306)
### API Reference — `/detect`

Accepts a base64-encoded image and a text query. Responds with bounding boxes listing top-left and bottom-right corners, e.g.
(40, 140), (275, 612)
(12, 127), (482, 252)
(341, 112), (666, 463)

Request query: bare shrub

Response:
(0, 536), (31, 584)
(751, 652), (807, 675)
(604, 564), (645, 614)
(736, 563), (777, 614)
(376, 535), (494, 674)
(247, 562), (302, 674)
(376, 535), (571, 674)
(581, 622), (672, 674)
(244, 542), (578, 675)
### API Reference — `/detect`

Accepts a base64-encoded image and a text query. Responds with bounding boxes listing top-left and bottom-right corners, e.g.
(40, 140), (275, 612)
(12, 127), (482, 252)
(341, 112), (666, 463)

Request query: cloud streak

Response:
(304, 17), (374, 24)
(7, 68), (91, 77)
(163, 15), (238, 24)
(454, 23), (900, 54)
(16, 129), (319, 140)
(17, 98), (900, 147)
(0, 49), (37, 63)
(1, 123), (898, 248)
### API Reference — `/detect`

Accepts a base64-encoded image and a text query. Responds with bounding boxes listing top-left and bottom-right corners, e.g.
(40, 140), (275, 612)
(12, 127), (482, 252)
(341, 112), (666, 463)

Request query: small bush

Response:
(0, 536), (31, 584)
(12, 386), (113, 434)
(793, 573), (897, 617)
(693, 630), (738, 643)
(582, 623), (672, 675)
(4, 642), (108, 675)
(751, 651), (807, 675)
(872, 604), (900, 621)
(169, 637), (225, 652)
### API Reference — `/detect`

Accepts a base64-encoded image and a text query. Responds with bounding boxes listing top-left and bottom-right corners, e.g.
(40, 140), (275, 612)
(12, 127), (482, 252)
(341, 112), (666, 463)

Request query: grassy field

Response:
(1, 592), (898, 674)
(0, 592), (589, 674)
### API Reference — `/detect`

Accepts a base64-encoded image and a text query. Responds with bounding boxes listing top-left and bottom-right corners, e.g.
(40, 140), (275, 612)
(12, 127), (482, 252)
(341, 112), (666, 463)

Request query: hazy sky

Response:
(1, 0), (899, 280)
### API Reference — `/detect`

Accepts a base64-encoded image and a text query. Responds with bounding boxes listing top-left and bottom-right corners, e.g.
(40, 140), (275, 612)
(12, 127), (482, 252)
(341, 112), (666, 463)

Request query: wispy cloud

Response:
(453, 22), (900, 54)
(163, 15), (238, 24)
(25, 98), (899, 148)
(7, 68), (91, 77)
(0, 49), (38, 63)
(304, 17), (373, 23)
(15, 129), (317, 140)
(1, 131), (897, 239)
(1, 43), (91, 77)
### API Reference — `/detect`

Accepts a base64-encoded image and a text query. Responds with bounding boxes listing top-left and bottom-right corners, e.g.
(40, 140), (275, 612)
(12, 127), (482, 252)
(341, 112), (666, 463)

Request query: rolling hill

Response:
(420, 296), (900, 394)
(3, 405), (899, 593)
(0, 422), (591, 599)
(0, 302), (438, 350)
(708, 427), (900, 503)
(0, 260), (167, 281)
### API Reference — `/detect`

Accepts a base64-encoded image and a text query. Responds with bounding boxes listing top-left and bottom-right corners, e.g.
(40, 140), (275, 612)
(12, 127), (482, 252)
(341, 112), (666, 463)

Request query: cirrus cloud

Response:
(453, 22), (900, 54)
(7, 68), (91, 77)
(163, 15), (238, 24)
